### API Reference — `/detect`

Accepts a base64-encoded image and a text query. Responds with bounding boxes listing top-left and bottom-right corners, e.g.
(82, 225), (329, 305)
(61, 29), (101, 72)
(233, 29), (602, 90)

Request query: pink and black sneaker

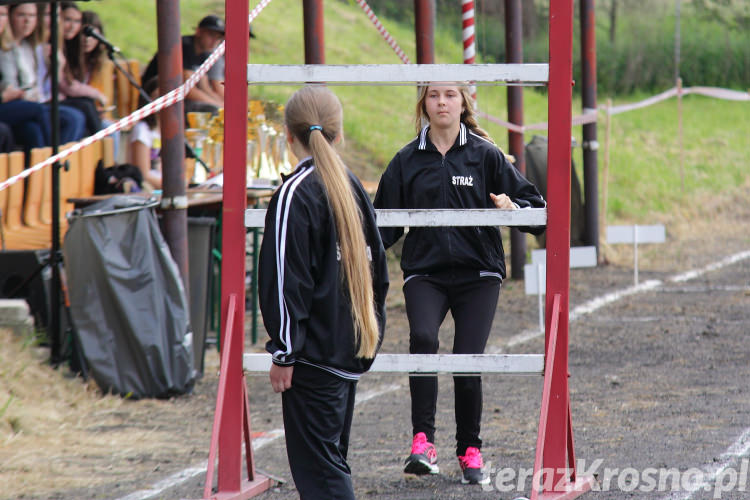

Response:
(404, 432), (439, 475)
(457, 446), (490, 484)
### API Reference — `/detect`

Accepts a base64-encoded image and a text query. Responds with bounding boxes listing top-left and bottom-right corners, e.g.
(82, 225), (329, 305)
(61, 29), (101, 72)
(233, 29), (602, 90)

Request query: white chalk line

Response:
(669, 250), (750, 283)
(114, 384), (403, 500)
(116, 249), (750, 500)
(115, 466), (207, 500)
(659, 427), (750, 500)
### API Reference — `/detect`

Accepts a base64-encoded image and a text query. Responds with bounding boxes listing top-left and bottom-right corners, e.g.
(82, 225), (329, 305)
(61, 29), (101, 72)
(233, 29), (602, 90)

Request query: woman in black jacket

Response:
(374, 83), (545, 485)
(259, 86), (389, 500)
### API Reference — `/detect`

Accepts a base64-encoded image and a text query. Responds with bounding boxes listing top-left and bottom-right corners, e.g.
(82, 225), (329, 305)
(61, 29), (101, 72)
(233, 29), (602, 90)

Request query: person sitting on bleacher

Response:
(76, 10), (120, 158)
(0, 3), (85, 145)
(141, 14), (225, 117)
(0, 3), (53, 152)
(40, 1), (105, 138)
(128, 77), (162, 190)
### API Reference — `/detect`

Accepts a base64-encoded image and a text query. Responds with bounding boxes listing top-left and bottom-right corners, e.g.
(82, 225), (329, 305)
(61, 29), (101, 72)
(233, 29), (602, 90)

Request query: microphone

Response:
(82, 25), (120, 54)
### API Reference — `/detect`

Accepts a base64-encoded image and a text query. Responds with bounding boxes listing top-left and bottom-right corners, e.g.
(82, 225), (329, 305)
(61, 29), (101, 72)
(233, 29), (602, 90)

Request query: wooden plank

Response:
(245, 207), (546, 228)
(247, 63), (549, 85)
(243, 353), (544, 375)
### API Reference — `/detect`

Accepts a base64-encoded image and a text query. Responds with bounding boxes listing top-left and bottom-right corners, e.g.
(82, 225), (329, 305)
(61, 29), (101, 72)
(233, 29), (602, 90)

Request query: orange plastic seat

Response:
(1, 152), (52, 249)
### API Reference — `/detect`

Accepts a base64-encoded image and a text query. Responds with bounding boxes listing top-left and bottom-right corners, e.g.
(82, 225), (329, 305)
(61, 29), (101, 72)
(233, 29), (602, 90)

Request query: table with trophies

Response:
(185, 99), (294, 189)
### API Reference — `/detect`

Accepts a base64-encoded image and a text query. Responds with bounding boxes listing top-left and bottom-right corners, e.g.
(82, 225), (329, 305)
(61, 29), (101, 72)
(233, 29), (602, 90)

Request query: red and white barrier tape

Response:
(478, 110), (598, 134)
(462, 0), (477, 102)
(355, 0), (411, 64)
(606, 85), (749, 116)
(479, 84), (749, 133)
(606, 87), (677, 116)
(0, 0), (272, 194)
(683, 86), (750, 101)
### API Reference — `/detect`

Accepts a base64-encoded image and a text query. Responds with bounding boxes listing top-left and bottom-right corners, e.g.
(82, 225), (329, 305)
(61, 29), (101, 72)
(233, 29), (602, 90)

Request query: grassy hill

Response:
(85, 0), (749, 225)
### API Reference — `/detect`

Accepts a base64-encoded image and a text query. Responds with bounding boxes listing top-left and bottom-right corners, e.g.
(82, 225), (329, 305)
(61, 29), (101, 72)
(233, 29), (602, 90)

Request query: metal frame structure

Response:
(204, 1), (594, 498)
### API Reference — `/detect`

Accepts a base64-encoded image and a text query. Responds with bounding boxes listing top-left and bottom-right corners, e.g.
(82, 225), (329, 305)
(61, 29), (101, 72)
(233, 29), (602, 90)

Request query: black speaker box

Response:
(0, 249), (53, 331)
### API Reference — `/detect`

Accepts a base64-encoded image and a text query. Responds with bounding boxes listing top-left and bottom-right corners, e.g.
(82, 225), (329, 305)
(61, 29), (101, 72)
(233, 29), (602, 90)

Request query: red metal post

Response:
(414, 0), (435, 63)
(204, 294), (237, 498)
(219, 0), (250, 492)
(156, 0), (189, 288)
(303, 0), (325, 63)
(505, 0), (526, 280)
(580, 0), (599, 252)
(545, 0), (573, 489)
(531, 294), (561, 500)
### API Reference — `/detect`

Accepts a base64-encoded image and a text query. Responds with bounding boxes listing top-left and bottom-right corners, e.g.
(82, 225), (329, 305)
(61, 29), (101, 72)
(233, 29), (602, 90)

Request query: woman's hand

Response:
(490, 192), (516, 209)
(2, 86), (25, 102)
(269, 363), (293, 393)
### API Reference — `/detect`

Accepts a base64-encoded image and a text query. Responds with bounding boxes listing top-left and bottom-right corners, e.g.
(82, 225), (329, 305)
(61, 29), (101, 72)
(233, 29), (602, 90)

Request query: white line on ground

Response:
(670, 250), (750, 283)
(115, 384), (403, 500)
(116, 249), (750, 500)
(115, 465), (207, 500)
(659, 427), (750, 500)
(355, 383), (403, 405)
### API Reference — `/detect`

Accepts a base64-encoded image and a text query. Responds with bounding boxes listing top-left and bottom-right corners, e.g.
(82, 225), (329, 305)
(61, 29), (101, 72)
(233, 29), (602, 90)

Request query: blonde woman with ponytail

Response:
(258, 86), (389, 500)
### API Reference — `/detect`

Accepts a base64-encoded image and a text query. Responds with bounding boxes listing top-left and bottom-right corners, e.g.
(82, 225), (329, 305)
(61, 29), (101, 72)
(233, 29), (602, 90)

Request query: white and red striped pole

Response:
(462, 0), (477, 103)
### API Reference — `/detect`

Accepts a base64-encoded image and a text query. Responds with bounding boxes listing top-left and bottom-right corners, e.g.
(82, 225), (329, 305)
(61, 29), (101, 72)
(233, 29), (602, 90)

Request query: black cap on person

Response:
(198, 15), (256, 38)
(198, 15), (226, 34)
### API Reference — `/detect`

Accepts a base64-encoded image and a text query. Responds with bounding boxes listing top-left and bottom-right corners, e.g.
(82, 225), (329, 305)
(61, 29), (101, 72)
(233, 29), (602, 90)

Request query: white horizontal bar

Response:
(243, 353), (543, 375)
(607, 225), (666, 244)
(245, 208), (546, 228)
(247, 64), (549, 85)
(531, 246), (597, 268)
(376, 208), (546, 227)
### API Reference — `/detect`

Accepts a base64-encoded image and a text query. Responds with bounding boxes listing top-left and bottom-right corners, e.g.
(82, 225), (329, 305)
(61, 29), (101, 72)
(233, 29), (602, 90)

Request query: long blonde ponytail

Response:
(284, 87), (380, 358)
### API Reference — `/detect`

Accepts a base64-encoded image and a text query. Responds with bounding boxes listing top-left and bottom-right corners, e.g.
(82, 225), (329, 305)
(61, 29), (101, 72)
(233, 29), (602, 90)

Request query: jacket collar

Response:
(417, 123), (468, 151)
(281, 156), (313, 182)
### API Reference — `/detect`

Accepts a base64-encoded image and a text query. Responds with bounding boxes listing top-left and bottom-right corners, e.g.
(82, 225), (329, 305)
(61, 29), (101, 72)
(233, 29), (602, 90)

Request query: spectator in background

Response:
(78, 11), (108, 100)
(37, 2), (104, 137)
(128, 77), (162, 190)
(203, 24), (254, 102)
(79, 10), (119, 157)
(141, 14), (225, 117)
(60, 1), (82, 42)
(0, 3), (51, 151)
(0, 2), (83, 146)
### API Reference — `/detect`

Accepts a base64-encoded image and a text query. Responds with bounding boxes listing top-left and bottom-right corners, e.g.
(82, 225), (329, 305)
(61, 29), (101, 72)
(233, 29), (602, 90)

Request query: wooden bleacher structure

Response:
(0, 137), (115, 251)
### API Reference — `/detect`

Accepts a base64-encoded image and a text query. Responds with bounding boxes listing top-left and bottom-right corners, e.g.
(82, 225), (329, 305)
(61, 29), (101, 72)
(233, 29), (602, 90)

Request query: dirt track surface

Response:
(5, 196), (750, 500)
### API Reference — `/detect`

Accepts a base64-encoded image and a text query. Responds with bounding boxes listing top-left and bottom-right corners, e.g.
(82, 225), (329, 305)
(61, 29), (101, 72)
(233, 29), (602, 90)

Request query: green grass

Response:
(86, 0), (749, 225)
(598, 93), (750, 221)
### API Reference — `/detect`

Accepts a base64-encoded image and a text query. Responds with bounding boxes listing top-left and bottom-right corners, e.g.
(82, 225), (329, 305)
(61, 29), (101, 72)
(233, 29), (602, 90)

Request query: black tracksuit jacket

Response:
(373, 123), (546, 279)
(259, 158), (389, 380)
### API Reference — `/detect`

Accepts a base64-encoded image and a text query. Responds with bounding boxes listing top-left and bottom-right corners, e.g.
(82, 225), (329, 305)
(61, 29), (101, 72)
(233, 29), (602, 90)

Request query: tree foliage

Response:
(692, 0), (750, 29)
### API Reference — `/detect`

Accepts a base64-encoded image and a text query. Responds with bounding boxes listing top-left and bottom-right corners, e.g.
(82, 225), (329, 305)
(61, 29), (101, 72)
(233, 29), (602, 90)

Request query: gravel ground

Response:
(5, 190), (750, 500)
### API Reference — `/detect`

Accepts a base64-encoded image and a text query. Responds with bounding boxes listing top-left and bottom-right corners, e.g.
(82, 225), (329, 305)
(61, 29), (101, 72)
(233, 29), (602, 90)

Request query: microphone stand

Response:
(105, 47), (211, 175)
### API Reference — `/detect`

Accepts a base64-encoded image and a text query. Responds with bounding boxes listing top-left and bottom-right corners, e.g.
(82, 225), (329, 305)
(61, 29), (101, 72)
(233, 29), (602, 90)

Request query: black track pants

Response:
(282, 363), (358, 500)
(403, 269), (501, 456)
